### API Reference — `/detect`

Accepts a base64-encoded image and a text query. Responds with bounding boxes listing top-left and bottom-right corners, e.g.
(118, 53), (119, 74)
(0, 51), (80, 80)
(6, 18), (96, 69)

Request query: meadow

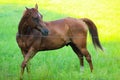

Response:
(0, 0), (120, 80)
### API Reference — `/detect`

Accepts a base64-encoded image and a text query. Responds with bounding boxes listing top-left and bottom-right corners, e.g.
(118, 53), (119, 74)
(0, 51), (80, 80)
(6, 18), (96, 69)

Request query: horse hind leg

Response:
(81, 48), (93, 72)
(71, 36), (93, 72)
(70, 43), (84, 72)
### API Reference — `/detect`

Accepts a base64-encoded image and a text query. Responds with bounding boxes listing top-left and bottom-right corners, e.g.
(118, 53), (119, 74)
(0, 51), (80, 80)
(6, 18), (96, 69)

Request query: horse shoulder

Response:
(16, 34), (25, 49)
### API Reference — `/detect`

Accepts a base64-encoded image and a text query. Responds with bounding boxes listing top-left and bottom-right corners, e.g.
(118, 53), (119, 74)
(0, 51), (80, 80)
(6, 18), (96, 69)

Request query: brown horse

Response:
(16, 4), (103, 80)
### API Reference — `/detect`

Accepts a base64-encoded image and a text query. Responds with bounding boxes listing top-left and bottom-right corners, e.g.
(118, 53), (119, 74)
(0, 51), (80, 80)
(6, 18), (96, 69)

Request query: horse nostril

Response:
(41, 28), (49, 36)
(45, 29), (49, 34)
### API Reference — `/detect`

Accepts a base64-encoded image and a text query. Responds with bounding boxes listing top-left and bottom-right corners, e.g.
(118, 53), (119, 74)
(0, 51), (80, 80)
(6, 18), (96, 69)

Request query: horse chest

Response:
(17, 36), (33, 50)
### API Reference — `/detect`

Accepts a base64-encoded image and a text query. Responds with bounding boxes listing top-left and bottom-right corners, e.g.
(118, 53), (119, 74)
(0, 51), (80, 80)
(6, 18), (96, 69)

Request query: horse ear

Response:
(25, 7), (29, 10)
(35, 3), (38, 10)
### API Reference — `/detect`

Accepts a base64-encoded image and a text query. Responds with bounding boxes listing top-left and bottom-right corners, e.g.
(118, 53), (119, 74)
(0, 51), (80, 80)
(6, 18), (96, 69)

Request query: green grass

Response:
(0, 0), (120, 80)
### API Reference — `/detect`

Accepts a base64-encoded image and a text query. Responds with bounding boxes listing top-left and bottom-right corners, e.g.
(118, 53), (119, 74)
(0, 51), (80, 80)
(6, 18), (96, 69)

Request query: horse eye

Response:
(32, 17), (39, 22)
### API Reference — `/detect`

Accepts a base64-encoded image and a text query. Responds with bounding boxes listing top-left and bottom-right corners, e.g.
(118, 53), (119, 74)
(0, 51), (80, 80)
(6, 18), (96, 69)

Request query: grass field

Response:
(0, 0), (120, 80)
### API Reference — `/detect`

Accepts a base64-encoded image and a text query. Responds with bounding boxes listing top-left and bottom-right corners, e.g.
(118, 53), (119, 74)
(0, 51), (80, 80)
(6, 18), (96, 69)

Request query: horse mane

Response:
(18, 10), (32, 35)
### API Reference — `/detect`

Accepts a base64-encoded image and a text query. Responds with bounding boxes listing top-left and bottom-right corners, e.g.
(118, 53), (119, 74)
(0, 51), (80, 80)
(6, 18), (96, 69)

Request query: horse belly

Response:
(40, 38), (67, 50)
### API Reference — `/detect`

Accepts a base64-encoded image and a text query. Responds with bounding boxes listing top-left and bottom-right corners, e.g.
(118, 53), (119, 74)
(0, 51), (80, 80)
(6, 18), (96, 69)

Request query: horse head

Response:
(23, 4), (49, 36)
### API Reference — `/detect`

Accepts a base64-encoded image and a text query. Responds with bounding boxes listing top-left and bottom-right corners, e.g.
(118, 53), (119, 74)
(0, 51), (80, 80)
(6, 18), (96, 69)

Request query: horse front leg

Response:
(20, 50), (30, 79)
(20, 50), (26, 80)
(20, 47), (37, 80)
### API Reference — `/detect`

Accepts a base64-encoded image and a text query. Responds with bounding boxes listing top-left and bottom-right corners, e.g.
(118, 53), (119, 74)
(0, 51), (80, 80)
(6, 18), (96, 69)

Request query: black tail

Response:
(81, 18), (103, 51)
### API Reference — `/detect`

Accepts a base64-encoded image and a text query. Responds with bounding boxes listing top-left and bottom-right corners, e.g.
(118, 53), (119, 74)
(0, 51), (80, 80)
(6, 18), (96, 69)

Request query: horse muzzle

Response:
(36, 26), (49, 36)
(41, 28), (49, 36)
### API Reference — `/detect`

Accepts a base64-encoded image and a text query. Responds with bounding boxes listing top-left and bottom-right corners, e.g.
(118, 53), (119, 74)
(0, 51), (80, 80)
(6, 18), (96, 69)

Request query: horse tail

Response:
(81, 18), (103, 51)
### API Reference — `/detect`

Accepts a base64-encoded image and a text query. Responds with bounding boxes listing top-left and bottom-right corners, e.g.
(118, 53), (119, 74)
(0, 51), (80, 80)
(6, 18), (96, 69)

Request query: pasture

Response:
(0, 0), (120, 80)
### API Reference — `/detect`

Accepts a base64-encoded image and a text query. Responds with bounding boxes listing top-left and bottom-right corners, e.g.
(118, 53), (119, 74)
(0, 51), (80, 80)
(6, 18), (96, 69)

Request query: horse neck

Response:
(18, 17), (32, 35)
